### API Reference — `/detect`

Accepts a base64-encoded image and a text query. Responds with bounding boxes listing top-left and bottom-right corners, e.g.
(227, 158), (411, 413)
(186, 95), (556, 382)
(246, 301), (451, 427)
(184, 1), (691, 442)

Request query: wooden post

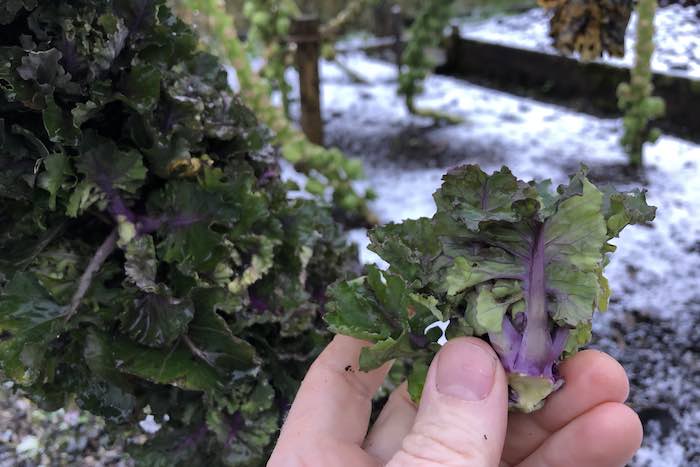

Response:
(372, 1), (392, 37)
(290, 16), (323, 146)
(446, 24), (461, 71)
(391, 5), (403, 70)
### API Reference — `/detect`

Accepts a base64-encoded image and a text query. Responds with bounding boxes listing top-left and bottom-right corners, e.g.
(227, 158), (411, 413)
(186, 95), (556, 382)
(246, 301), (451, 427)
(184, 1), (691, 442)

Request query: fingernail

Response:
(436, 340), (496, 401)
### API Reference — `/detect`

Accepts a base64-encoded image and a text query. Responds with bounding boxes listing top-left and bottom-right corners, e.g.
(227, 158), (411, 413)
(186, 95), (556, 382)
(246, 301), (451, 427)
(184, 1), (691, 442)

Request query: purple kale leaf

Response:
(327, 165), (655, 411)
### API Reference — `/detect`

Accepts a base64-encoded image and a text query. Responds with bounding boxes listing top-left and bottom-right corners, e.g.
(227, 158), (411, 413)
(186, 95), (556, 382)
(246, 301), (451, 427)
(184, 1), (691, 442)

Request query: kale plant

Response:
(177, 0), (377, 228)
(326, 165), (655, 412)
(0, 1), (357, 465)
(398, 0), (460, 123)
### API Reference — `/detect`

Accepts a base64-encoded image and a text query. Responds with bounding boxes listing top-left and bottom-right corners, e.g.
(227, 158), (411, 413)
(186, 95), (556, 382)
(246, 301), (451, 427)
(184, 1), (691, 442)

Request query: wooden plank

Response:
(440, 36), (700, 140)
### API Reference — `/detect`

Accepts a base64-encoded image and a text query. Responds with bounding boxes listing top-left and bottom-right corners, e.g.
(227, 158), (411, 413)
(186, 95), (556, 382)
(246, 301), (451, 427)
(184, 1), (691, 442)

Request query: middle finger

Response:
(501, 349), (630, 465)
(363, 382), (418, 463)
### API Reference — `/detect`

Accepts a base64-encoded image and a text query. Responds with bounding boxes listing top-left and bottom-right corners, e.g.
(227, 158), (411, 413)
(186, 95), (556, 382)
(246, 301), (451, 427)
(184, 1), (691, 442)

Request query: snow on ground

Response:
(458, 4), (700, 79)
(315, 53), (700, 322)
(283, 52), (700, 466)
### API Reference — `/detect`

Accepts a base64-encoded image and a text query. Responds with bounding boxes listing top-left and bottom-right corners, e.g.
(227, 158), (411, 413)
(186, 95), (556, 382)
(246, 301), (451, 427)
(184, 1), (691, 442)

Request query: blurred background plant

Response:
(172, 0), (538, 210)
(176, 0), (379, 227)
(397, 0), (462, 122)
(617, 0), (666, 168)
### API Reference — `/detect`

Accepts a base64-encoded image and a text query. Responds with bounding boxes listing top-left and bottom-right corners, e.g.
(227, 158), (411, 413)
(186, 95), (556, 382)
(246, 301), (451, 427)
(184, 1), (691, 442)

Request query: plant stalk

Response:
(64, 228), (118, 321)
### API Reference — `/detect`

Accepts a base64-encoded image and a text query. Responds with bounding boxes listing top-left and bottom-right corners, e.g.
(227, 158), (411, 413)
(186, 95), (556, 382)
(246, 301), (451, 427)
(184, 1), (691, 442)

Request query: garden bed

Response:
(2, 44), (699, 467)
(457, 4), (700, 79)
(436, 5), (700, 142)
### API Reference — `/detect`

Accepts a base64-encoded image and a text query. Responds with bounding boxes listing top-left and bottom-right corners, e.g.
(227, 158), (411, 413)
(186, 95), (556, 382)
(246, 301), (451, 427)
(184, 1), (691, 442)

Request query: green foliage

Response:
(538, 0), (662, 167)
(242, 0), (298, 118)
(398, 0), (457, 119)
(178, 0), (376, 227)
(0, 2), (358, 465)
(617, 0), (665, 168)
(326, 165), (655, 412)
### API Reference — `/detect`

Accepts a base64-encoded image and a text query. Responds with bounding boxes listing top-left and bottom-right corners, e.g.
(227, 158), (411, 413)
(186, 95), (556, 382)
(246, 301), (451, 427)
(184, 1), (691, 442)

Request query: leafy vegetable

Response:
(0, 1), (357, 465)
(398, 0), (461, 122)
(177, 0), (377, 227)
(617, 0), (665, 168)
(326, 165), (655, 412)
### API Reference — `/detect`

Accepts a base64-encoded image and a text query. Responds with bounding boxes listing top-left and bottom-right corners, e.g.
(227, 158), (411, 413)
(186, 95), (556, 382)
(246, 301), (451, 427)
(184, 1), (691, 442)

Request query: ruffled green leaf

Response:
(40, 152), (71, 210)
(43, 95), (80, 145)
(78, 132), (147, 194)
(117, 63), (161, 114)
(601, 185), (657, 238)
(123, 235), (158, 292)
(434, 165), (526, 229)
(187, 303), (259, 374)
(407, 360), (430, 403)
(544, 177), (607, 272)
(467, 284), (522, 334)
(110, 337), (222, 392)
(119, 291), (194, 348)
(368, 218), (441, 286)
(325, 278), (396, 342)
(0, 272), (65, 385)
(444, 256), (524, 296)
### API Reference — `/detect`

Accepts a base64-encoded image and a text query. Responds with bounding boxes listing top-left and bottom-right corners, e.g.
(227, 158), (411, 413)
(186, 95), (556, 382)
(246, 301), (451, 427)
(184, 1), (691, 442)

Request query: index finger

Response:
(276, 335), (392, 446)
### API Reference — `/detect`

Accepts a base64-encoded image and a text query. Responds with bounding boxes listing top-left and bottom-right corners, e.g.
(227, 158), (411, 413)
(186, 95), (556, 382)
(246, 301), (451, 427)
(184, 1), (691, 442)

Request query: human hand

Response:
(269, 335), (642, 466)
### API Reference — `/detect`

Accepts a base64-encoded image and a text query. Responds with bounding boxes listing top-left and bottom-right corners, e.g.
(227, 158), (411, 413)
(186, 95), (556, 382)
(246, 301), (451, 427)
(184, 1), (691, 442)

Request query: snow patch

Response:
(458, 5), (700, 79)
(313, 53), (700, 465)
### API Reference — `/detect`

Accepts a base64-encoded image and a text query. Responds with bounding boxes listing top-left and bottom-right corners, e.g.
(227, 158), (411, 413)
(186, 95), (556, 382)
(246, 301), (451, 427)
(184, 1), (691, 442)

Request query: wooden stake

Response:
(290, 16), (323, 146)
(446, 24), (460, 71)
(391, 5), (403, 70)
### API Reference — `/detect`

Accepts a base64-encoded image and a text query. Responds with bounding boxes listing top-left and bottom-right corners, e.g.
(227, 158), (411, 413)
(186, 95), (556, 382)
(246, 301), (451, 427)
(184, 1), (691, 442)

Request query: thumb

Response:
(388, 337), (509, 467)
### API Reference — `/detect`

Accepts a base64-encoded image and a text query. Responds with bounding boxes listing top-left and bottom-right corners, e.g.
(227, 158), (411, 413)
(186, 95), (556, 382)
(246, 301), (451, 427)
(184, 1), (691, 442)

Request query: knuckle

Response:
(268, 440), (343, 467)
(393, 428), (483, 466)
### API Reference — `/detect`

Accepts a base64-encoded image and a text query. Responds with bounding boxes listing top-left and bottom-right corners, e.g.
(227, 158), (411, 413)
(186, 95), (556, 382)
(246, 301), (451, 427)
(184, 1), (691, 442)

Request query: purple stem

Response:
(181, 424), (208, 450)
(489, 317), (522, 371)
(514, 222), (552, 376)
(108, 192), (137, 223)
(249, 295), (269, 312)
(225, 412), (245, 446)
(543, 327), (570, 379)
(137, 216), (165, 235)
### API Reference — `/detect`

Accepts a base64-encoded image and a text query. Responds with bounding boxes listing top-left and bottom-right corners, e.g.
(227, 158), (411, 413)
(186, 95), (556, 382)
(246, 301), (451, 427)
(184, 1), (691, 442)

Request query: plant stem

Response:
(64, 228), (118, 322)
(178, 0), (374, 225)
(320, 0), (368, 39)
(515, 222), (551, 374)
(618, 0), (664, 167)
(182, 335), (215, 367)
